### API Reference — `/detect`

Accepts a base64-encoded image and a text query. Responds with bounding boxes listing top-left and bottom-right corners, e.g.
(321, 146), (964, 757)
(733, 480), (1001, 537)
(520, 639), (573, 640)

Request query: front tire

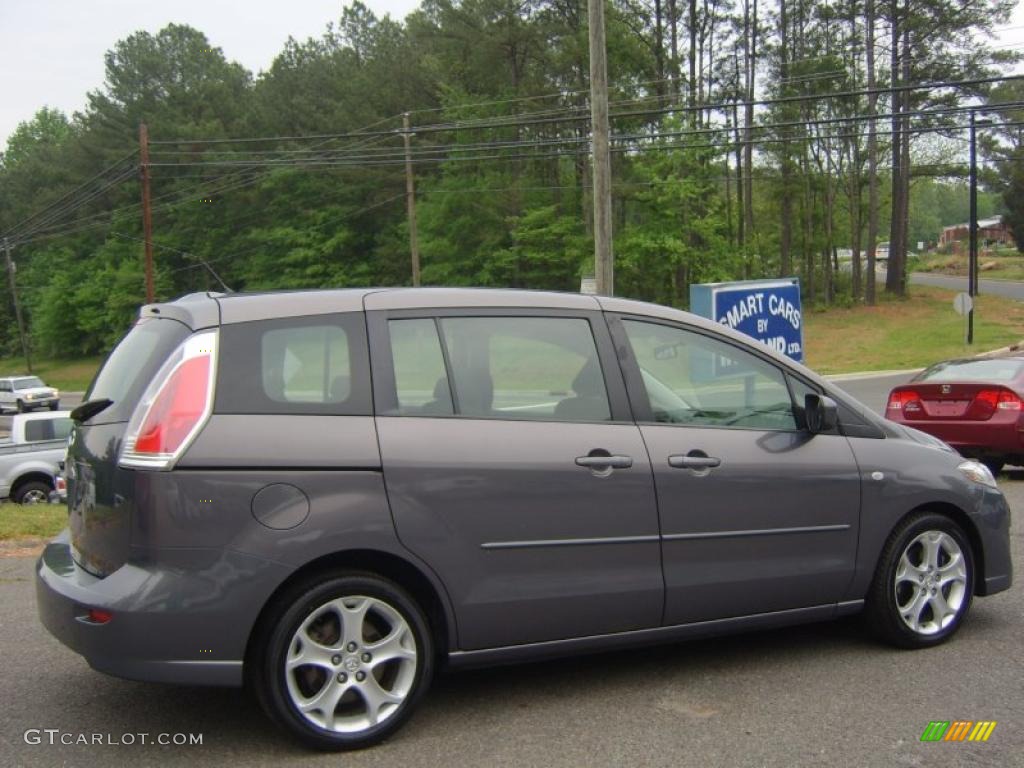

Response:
(865, 512), (974, 648)
(49, 402), (60, 411)
(252, 572), (434, 750)
(16, 400), (25, 413)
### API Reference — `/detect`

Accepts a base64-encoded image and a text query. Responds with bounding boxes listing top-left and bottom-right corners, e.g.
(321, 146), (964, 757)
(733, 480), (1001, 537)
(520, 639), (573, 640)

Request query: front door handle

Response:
(668, 453), (721, 470)
(575, 455), (634, 470)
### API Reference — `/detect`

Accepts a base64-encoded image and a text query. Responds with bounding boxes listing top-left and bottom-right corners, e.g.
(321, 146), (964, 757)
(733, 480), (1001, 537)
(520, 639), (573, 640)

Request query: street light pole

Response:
(967, 110), (977, 345)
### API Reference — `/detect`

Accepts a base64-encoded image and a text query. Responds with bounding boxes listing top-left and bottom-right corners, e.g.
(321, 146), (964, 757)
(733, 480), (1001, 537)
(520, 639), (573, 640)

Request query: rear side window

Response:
(216, 313), (371, 415)
(389, 319), (454, 416)
(85, 317), (192, 423)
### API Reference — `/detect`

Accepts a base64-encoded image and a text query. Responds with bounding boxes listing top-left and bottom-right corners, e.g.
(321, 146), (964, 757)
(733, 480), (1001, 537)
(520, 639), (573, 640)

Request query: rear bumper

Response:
(890, 417), (1024, 459)
(36, 530), (291, 687)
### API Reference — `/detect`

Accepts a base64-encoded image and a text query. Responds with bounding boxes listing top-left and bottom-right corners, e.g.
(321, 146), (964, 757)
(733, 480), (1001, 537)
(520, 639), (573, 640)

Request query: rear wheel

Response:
(982, 459), (1004, 477)
(865, 512), (974, 648)
(252, 572), (434, 750)
(13, 480), (52, 505)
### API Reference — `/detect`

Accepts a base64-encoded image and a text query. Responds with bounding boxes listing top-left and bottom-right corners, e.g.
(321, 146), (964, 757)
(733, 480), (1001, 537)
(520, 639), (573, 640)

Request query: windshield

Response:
(13, 377), (45, 390)
(917, 359), (1024, 384)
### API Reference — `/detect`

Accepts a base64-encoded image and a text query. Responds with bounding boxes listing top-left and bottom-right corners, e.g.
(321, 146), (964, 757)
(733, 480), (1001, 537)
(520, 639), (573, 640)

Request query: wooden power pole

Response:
(588, 0), (614, 295)
(139, 122), (155, 303)
(402, 113), (422, 287)
(3, 237), (32, 373)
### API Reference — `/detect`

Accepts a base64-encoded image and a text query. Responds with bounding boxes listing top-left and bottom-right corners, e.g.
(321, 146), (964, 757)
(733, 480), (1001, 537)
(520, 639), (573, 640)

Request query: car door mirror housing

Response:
(804, 393), (839, 434)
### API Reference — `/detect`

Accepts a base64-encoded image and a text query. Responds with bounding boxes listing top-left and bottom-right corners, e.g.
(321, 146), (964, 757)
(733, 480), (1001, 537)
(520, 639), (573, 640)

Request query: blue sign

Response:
(690, 278), (804, 363)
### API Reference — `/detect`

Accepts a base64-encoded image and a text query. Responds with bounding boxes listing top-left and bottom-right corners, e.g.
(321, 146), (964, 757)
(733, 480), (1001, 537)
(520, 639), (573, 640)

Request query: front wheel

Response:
(253, 572), (434, 750)
(16, 400), (26, 413)
(49, 402), (60, 411)
(865, 512), (974, 648)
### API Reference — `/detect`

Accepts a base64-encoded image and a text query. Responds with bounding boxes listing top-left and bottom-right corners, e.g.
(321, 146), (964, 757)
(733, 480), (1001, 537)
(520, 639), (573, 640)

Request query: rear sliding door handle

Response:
(668, 454), (721, 470)
(575, 455), (634, 469)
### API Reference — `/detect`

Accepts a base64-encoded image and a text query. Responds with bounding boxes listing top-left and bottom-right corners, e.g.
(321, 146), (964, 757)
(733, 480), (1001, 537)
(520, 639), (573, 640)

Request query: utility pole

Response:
(139, 122), (155, 303)
(967, 110), (977, 344)
(588, 0), (614, 295)
(3, 237), (32, 373)
(402, 113), (422, 287)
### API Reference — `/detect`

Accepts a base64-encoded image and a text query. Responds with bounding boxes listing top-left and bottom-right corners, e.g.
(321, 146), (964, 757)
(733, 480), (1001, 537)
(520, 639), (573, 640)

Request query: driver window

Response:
(622, 320), (797, 430)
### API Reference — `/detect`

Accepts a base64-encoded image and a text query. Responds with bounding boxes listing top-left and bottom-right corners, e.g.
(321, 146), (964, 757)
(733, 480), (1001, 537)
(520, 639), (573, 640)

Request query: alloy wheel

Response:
(284, 595), (418, 734)
(893, 530), (968, 635)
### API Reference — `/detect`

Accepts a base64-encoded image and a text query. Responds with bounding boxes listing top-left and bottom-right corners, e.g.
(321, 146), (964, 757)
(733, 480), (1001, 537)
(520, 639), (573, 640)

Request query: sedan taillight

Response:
(887, 389), (922, 415)
(967, 388), (1022, 420)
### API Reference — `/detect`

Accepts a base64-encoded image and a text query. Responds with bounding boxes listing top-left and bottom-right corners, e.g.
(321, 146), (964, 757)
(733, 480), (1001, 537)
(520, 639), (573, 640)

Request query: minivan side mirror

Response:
(804, 393), (839, 434)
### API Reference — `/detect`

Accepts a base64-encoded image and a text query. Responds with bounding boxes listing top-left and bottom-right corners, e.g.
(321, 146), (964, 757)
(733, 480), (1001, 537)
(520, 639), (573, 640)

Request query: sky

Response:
(0, 0), (420, 146)
(1, 0), (1023, 148)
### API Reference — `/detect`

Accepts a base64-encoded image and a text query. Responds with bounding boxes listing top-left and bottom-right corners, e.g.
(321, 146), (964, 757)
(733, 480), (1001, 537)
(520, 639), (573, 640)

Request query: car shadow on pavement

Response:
(46, 616), (874, 754)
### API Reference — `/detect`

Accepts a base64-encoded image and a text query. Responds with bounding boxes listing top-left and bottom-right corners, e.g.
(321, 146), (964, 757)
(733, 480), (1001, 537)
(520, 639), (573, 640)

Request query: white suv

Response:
(0, 375), (60, 412)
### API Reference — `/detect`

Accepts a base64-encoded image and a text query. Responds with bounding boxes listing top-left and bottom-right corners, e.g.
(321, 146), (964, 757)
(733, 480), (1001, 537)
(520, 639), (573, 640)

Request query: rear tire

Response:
(982, 459), (1004, 476)
(252, 572), (434, 750)
(13, 480), (52, 505)
(865, 512), (974, 649)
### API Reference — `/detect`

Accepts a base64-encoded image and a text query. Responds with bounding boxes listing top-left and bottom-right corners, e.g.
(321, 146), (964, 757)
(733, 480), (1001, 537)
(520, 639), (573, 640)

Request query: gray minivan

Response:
(37, 288), (1012, 750)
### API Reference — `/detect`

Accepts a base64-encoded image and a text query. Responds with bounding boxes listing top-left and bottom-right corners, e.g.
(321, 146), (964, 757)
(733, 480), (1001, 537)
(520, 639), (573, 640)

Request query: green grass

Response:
(912, 252), (1024, 281)
(0, 356), (101, 392)
(804, 286), (1024, 374)
(0, 502), (66, 541)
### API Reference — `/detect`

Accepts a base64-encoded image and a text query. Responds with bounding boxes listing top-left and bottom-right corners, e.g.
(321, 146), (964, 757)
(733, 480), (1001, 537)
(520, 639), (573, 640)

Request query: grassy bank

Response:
(0, 503), (66, 541)
(911, 251), (1024, 281)
(804, 286), (1024, 374)
(0, 356), (101, 391)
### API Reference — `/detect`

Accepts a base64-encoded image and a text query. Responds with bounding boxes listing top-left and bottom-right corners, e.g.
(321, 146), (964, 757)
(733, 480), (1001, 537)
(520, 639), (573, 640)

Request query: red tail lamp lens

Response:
(887, 390), (921, 413)
(133, 355), (211, 455)
(87, 608), (113, 624)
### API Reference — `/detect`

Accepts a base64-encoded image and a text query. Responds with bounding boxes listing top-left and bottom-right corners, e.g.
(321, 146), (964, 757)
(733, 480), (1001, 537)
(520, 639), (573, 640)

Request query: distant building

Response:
(938, 215), (1015, 248)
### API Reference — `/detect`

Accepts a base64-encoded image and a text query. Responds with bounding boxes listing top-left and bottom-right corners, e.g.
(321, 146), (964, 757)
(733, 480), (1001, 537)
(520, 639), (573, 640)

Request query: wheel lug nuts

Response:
(355, 671), (366, 682)
(337, 672), (347, 683)
(347, 642), (358, 652)
(361, 652), (372, 663)
(332, 655), (342, 665)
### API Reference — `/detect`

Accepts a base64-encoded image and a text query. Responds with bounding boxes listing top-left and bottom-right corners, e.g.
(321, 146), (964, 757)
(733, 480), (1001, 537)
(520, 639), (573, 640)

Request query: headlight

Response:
(958, 460), (998, 489)
(53, 389), (59, 398)
(25, 393), (35, 400)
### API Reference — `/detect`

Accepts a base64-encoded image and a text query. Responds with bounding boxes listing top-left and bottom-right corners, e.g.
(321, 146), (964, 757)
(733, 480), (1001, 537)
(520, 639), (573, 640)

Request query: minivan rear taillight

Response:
(120, 330), (217, 470)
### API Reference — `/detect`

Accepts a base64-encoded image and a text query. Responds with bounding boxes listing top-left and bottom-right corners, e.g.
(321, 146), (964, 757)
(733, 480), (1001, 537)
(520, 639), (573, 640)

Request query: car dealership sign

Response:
(690, 278), (804, 363)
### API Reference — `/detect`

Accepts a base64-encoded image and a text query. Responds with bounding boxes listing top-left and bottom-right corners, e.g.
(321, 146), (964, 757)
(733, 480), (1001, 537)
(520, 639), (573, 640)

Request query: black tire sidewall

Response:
(14, 481), (52, 505)
(257, 573), (434, 751)
(871, 513), (975, 648)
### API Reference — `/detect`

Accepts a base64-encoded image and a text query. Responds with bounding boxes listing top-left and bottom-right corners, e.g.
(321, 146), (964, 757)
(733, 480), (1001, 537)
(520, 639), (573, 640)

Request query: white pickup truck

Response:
(0, 411), (71, 504)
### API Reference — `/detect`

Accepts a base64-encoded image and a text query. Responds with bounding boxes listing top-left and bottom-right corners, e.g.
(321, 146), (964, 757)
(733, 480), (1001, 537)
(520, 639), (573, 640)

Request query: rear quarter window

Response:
(215, 313), (372, 415)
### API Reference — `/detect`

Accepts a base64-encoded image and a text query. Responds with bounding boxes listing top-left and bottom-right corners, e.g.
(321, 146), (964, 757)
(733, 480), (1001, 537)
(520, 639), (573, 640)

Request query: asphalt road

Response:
(908, 272), (1024, 301)
(1, 379), (1021, 768)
